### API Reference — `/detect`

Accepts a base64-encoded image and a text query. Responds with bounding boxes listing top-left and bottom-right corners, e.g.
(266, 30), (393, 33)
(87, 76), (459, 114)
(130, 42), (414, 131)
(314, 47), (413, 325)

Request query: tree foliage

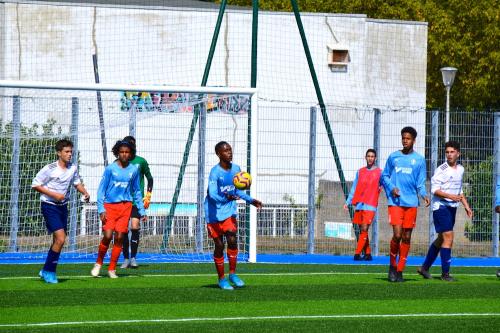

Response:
(0, 119), (62, 236)
(223, 0), (500, 109)
(464, 156), (497, 242)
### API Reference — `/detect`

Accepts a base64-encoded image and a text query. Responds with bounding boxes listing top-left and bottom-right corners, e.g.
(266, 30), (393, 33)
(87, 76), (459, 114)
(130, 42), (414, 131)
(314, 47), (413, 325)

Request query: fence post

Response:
(307, 106), (317, 254)
(9, 96), (21, 252)
(196, 102), (206, 253)
(429, 110), (439, 245)
(69, 97), (79, 251)
(372, 108), (381, 256)
(129, 99), (136, 137)
(492, 112), (499, 257)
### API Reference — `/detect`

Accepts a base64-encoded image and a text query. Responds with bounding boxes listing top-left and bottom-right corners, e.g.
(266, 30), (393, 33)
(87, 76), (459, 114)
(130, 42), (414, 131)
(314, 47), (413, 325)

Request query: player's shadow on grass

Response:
(374, 277), (419, 282)
(202, 284), (222, 289)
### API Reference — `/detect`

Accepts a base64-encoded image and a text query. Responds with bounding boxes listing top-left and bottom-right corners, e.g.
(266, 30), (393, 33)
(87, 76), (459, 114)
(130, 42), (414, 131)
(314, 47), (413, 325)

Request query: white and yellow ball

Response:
(233, 171), (252, 190)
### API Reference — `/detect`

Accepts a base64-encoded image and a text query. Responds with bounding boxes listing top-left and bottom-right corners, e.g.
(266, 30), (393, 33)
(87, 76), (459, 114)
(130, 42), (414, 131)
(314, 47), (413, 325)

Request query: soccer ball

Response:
(233, 171), (252, 190)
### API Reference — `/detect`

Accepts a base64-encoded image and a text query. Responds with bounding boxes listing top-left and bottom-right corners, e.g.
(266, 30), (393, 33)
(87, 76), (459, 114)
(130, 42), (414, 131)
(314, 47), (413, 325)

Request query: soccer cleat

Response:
(218, 278), (234, 290)
(42, 271), (58, 284)
(39, 269), (44, 279)
(229, 274), (245, 288)
(353, 254), (362, 261)
(497, 269), (500, 278)
(120, 259), (130, 269)
(440, 273), (456, 282)
(388, 265), (398, 282)
(130, 257), (138, 268)
(91, 263), (102, 277)
(108, 270), (118, 279)
(395, 271), (404, 283)
(417, 266), (432, 279)
(363, 254), (373, 261)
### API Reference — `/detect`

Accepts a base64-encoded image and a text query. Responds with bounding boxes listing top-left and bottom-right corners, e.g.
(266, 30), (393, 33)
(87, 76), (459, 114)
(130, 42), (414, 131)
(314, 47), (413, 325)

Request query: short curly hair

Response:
(401, 126), (417, 139)
(111, 140), (136, 159)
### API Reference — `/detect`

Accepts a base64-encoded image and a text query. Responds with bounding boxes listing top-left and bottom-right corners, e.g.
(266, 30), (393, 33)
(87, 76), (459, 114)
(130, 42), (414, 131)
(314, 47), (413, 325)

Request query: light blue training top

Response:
(204, 163), (253, 223)
(97, 161), (145, 216)
(381, 150), (427, 207)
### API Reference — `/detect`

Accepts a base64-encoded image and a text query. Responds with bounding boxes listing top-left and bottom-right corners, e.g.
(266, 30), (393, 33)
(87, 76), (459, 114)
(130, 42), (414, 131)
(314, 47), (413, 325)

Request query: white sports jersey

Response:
(431, 162), (464, 211)
(32, 161), (81, 205)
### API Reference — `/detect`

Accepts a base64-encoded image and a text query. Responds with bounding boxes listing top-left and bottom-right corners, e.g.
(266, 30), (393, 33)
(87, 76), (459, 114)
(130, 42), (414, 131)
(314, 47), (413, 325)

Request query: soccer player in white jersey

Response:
(418, 141), (473, 281)
(32, 139), (90, 284)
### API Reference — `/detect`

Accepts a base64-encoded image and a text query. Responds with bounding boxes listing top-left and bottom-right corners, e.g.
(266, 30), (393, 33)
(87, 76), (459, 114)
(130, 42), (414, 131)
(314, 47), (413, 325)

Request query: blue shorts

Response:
(41, 202), (68, 233)
(433, 205), (457, 233)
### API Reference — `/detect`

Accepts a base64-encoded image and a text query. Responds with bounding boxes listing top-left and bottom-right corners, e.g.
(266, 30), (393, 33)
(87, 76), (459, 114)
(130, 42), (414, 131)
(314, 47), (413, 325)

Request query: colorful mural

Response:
(120, 91), (250, 114)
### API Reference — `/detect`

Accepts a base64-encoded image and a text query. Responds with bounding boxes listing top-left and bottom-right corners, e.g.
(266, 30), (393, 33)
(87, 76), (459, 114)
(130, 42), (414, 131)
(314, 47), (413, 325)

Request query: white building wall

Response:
(0, 3), (428, 204)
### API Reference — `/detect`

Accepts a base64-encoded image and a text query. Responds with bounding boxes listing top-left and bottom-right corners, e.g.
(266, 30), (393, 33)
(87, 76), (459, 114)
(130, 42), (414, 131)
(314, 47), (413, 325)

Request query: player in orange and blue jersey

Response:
(204, 141), (262, 290)
(344, 149), (381, 261)
(381, 127), (430, 282)
(121, 136), (154, 269)
(91, 140), (146, 279)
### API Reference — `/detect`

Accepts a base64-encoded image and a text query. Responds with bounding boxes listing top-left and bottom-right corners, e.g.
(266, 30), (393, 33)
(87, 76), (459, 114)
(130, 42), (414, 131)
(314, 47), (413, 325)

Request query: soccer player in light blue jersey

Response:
(382, 127), (430, 282)
(121, 136), (154, 269)
(91, 140), (146, 279)
(204, 141), (262, 290)
(32, 139), (90, 284)
(418, 141), (473, 281)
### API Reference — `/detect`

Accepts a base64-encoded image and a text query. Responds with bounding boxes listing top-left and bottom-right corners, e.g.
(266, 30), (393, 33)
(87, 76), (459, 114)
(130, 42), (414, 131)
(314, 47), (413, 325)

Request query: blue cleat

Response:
(218, 278), (234, 290)
(42, 271), (58, 284)
(39, 270), (44, 279)
(229, 274), (245, 288)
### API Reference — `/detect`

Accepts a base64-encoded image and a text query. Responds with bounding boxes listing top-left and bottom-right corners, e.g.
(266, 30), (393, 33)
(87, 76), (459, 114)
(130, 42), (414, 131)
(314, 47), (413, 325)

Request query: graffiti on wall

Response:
(120, 91), (250, 114)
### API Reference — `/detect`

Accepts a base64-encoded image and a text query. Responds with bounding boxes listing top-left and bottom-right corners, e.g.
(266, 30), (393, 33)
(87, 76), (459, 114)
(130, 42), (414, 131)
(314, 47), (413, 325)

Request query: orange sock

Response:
(390, 239), (399, 267)
(364, 235), (371, 255)
(227, 248), (238, 274)
(397, 242), (410, 272)
(96, 240), (110, 265)
(108, 245), (122, 271)
(355, 231), (368, 255)
(213, 256), (225, 279)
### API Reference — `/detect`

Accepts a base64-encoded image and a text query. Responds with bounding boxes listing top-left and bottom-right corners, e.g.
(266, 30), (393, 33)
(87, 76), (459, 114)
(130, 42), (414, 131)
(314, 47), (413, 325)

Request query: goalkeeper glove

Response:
(143, 191), (152, 209)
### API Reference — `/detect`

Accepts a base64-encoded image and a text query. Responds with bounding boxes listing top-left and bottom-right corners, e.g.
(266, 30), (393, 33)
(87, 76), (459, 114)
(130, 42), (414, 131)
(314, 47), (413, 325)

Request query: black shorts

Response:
(130, 205), (141, 219)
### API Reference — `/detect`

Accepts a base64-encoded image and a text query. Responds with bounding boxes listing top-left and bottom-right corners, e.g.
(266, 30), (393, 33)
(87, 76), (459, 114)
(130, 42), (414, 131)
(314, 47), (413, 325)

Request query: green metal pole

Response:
(244, 0), (259, 258)
(289, 0), (353, 220)
(161, 0), (228, 251)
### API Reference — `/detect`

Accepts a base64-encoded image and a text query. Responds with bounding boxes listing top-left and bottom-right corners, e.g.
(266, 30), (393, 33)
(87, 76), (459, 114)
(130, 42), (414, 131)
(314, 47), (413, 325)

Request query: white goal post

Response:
(0, 80), (258, 263)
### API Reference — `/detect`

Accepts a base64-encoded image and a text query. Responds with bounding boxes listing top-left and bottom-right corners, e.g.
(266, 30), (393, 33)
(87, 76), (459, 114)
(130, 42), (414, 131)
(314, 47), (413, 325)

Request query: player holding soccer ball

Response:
(32, 139), (90, 284)
(204, 141), (262, 290)
(344, 149), (381, 261)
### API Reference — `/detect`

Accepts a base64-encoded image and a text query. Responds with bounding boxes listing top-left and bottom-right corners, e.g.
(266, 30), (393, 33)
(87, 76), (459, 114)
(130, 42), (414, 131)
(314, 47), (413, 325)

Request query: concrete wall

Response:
(0, 3), (428, 205)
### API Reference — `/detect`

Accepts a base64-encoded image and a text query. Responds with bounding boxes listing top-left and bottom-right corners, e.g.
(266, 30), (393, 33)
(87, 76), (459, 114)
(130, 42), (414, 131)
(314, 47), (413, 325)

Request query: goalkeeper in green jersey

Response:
(121, 136), (153, 268)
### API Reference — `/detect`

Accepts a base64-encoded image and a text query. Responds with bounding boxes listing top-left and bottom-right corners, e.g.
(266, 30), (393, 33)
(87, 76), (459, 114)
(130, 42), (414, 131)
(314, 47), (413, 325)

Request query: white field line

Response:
(0, 313), (499, 328)
(0, 271), (495, 280)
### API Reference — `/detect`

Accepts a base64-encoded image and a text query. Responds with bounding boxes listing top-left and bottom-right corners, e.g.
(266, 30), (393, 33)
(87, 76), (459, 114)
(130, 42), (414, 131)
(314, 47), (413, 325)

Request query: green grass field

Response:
(1, 263), (499, 332)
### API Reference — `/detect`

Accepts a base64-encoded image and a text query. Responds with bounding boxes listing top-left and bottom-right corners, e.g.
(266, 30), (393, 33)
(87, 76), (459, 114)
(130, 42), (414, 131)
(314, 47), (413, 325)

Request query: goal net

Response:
(0, 82), (257, 263)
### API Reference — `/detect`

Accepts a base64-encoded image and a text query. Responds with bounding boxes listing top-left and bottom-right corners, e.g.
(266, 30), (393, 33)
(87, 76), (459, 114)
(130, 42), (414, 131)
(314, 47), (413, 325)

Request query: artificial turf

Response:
(1, 263), (499, 332)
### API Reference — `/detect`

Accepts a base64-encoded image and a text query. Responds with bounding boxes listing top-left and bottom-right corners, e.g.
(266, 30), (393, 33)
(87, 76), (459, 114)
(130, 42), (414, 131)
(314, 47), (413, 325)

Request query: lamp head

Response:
(440, 67), (457, 88)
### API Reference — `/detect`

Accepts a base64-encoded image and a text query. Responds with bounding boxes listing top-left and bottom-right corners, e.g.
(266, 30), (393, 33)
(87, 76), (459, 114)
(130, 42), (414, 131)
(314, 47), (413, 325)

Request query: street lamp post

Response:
(440, 67), (457, 142)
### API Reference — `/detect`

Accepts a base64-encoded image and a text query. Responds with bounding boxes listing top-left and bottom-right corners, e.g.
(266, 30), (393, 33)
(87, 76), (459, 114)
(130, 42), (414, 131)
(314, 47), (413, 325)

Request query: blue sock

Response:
(422, 243), (440, 270)
(440, 247), (452, 275)
(43, 249), (61, 273)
